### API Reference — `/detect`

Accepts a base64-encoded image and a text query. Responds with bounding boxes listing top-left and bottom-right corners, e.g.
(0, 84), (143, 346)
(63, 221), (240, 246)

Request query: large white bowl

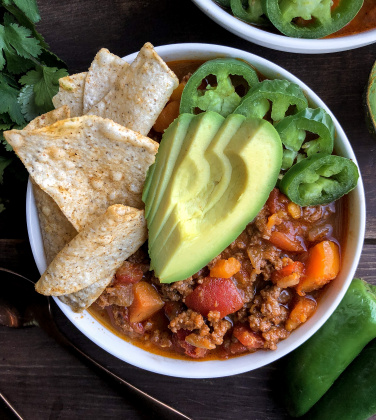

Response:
(192, 0), (376, 54)
(26, 43), (366, 378)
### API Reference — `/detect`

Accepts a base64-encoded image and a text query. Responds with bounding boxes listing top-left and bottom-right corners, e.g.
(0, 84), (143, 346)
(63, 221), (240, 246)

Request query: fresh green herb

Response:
(0, 0), (68, 213)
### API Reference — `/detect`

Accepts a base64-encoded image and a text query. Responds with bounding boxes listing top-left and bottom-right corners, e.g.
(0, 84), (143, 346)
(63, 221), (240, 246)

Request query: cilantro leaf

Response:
(2, 2), (48, 49)
(20, 65), (68, 110)
(2, 0), (40, 23)
(18, 83), (41, 120)
(0, 73), (25, 124)
(0, 15), (41, 72)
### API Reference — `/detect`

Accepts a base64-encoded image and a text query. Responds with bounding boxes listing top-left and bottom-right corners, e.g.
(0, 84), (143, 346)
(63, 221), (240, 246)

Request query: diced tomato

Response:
(269, 231), (306, 253)
(266, 188), (288, 214)
(114, 261), (144, 285)
(128, 281), (165, 323)
(233, 325), (264, 349)
(185, 277), (244, 318)
(173, 329), (208, 359)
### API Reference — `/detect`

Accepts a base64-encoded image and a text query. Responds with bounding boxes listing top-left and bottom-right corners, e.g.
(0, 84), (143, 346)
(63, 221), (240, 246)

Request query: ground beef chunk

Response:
(169, 309), (231, 350)
(248, 285), (293, 349)
(169, 309), (205, 333)
(96, 284), (134, 308)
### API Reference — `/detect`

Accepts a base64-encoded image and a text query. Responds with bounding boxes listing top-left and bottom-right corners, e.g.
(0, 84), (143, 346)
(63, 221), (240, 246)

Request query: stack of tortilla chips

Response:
(4, 43), (179, 312)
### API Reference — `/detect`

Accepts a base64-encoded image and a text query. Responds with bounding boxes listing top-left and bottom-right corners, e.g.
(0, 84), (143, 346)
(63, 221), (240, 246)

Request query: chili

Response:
(179, 58), (259, 117)
(275, 107), (334, 170)
(279, 153), (359, 206)
(261, 0), (364, 39)
(233, 79), (308, 123)
(284, 279), (376, 417)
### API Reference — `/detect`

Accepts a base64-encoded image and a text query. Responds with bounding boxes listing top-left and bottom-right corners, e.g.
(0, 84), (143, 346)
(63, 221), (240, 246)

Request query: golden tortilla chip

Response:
(32, 182), (77, 265)
(26, 106), (71, 130)
(25, 107), (77, 265)
(4, 115), (158, 231)
(83, 48), (129, 114)
(35, 205), (147, 296)
(59, 276), (112, 312)
(52, 72), (87, 117)
(86, 42), (179, 135)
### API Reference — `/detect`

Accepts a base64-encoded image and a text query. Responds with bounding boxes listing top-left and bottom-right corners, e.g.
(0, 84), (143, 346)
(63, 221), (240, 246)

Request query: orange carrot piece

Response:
(210, 257), (241, 278)
(233, 325), (264, 349)
(285, 296), (317, 332)
(153, 100), (180, 133)
(269, 231), (305, 252)
(296, 240), (340, 296)
(128, 281), (164, 323)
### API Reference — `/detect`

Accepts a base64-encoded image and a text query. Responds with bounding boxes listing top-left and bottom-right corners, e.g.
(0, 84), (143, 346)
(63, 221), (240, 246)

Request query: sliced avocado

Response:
(146, 112), (225, 249)
(150, 113), (245, 262)
(144, 112), (282, 284)
(143, 113), (194, 220)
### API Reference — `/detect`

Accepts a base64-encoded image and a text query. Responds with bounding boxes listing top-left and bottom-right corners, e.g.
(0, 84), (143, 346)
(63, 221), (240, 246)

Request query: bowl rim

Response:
(26, 42), (366, 378)
(191, 0), (376, 54)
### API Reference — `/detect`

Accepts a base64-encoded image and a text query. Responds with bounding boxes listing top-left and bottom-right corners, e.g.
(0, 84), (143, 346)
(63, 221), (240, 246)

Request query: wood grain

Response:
(1, 0), (376, 419)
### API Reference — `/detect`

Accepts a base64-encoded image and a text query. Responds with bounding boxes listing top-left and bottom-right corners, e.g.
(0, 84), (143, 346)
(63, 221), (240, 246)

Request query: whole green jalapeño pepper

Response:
(179, 58), (259, 117)
(275, 107), (335, 169)
(279, 153), (359, 206)
(234, 79), (308, 124)
(305, 339), (376, 420)
(261, 0), (364, 39)
(284, 279), (376, 417)
(230, 0), (266, 25)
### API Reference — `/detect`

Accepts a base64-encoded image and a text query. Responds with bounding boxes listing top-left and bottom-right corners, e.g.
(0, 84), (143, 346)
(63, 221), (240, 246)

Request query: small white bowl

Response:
(26, 43), (366, 378)
(192, 0), (376, 54)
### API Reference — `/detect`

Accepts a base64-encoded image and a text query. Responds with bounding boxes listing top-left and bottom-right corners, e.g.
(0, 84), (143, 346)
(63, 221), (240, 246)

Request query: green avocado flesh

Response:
(143, 111), (283, 283)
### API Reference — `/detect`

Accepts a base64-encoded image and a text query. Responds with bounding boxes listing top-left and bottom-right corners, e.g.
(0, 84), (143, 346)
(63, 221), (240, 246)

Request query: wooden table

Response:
(1, 1), (375, 419)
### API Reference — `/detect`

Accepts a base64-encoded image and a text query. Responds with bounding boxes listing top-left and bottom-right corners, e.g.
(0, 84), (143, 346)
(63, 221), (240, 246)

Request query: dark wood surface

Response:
(1, 1), (376, 419)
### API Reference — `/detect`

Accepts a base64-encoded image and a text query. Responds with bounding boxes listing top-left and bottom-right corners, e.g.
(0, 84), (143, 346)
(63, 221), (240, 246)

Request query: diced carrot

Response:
(185, 277), (243, 318)
(153, 100), (180, 133)
(170, 82), (186, 101)
(128, 281), (164, 323)
(210, 257), (241, 278)
(233, 325), (264, 349)
(285, 296), (317, 331)
(269, 231), (306, 252)
(296, 240), (340, 295)
(271, 261), (304, 288)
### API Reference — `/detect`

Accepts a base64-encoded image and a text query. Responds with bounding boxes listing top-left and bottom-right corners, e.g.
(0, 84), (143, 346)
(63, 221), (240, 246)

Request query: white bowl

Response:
(26, 43), (366, 378)
(192, 0), (376, 54)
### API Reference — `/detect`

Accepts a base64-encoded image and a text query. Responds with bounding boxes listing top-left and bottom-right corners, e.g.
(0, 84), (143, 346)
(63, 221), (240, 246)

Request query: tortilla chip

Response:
(4, 115), (158, 231)
(35, 205), (147, 296)
(26, 106), (71, 130)
(83, 48), (129, 114)
(52, 72), (87, 117)
(32, 182), (77, 265)
(59, 276), (112, 312)
(24, 107), (77, 264)
(86, 42), (179, 135)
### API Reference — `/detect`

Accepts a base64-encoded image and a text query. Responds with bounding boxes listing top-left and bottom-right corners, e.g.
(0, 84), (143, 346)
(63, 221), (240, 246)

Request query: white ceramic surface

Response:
(192, 0), (376, 54)
(26, 43), (366, 378)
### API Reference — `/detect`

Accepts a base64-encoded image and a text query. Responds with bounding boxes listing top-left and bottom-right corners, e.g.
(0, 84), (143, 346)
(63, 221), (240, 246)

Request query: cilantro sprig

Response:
(0, 0), (68, 213)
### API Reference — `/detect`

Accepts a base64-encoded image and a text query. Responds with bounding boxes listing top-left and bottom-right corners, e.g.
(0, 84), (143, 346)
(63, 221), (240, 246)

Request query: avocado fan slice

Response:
(143, 111), (283, 284)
